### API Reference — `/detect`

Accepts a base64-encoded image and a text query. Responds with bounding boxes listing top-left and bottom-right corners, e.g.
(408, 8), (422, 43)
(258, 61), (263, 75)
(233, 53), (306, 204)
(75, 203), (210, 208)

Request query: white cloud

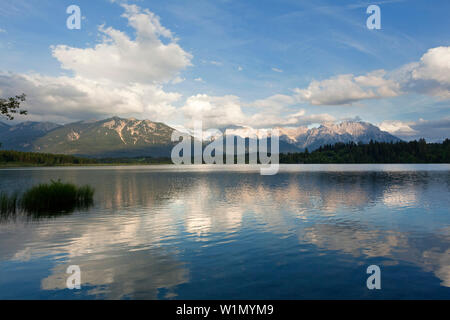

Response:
(0, 28), (6, 33)
(247, 110), (335, 128)
(250, 94), (296, 109)
(294, 46), (450, 105)
(406, 46), (450, 99)
(379, 118), (450, 142)
(379, 120), (418, 137)
(180, 93), (335, 130)
(238, 66), (243, 71)
(294, 72), (400, 106)
(2, 5), (189, 123)
(0, 72), (180, 123)
(272, 67), (283, 73)
(354, 70), (400, 97)
(181, 94), (246, 128)
(194, 77), (204, 82)
(52, 4), (192, 85)
(412, 46), (450, 85)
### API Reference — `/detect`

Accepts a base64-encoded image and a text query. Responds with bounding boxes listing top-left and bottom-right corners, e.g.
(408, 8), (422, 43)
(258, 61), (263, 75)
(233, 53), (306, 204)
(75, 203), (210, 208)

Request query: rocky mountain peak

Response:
(279, 120), (401, 151)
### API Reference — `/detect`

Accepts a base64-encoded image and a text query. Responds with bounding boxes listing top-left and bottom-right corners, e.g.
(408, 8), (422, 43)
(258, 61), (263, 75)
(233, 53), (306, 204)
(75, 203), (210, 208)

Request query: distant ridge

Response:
(226, 121), (401, 151)
(0, 117), (402, 157)
(282, 121), (402, 151)
(0, 121), (61, 150)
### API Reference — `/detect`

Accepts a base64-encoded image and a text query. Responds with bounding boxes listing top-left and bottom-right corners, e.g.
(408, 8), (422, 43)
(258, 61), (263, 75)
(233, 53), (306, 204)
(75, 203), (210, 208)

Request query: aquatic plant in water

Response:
(20, 180), (95, 215)
(0, 192), (18, 217)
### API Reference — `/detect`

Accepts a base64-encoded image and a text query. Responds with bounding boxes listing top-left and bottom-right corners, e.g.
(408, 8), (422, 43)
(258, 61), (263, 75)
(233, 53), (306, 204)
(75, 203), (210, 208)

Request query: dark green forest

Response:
(279, 139), (450, 163)
(0, 150), (170, 166)
(0, 139), (449, 166)
(0, 150), (97, 166)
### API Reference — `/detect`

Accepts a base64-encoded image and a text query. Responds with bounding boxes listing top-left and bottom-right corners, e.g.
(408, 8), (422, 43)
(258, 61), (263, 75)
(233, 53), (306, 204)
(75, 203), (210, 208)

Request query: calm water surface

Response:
(0, 164), (449, 299)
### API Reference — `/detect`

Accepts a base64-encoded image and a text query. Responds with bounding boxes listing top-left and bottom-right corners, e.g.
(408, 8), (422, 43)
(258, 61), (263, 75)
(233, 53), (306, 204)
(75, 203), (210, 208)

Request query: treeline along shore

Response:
(279, 139), (450, 164)
(0, 150), (171, 166)
(0, 139), (449, 166)
(0, 150), (97, 166)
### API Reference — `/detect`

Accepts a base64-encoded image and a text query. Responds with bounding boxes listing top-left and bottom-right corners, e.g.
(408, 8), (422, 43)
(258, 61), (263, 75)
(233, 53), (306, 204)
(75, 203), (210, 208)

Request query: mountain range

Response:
(0, 117), (401, 158)
(277, 121), (402, 151)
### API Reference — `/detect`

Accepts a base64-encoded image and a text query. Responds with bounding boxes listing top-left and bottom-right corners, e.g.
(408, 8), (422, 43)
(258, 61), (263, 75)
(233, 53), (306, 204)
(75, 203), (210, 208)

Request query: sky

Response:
(0, 0), (449, 141)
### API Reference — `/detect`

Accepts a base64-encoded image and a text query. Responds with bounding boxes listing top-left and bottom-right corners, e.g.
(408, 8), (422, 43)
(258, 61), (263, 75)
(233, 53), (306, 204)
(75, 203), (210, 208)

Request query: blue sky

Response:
(0, 0), (449, 140)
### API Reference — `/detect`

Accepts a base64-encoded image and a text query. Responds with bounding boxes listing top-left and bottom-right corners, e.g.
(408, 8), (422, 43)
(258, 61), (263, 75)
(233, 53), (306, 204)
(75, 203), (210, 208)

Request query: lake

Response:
(0, 164), (449, 299)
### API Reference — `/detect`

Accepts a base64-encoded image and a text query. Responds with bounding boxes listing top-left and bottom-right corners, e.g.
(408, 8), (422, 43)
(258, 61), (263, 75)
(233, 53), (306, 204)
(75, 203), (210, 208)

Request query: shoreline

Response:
(0, 162), (172, 168)
(2, 163), (450, 172)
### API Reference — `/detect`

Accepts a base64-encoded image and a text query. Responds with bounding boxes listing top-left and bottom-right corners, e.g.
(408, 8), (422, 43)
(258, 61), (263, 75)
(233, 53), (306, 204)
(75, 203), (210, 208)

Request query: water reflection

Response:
(0, 165), (449, 298)
(298, 224), (450, 287)
(41, 250), (189, 299)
